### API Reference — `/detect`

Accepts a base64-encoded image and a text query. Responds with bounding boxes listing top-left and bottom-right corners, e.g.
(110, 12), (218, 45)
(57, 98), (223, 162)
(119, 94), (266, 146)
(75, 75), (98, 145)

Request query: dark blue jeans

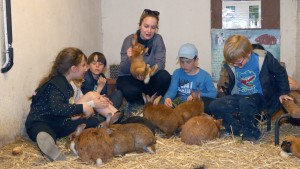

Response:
(26, 117), (100, 142)
(209, 93), (264, 135)
(116, 69), (171, 103)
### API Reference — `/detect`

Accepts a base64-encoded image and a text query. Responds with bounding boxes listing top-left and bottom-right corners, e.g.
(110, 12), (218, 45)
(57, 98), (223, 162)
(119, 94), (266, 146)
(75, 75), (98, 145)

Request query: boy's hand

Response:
(97, 76), (106, 92)
(279, 94), (293, 103)
(187, 95), (193, 101)
(164, 98), (172, 108)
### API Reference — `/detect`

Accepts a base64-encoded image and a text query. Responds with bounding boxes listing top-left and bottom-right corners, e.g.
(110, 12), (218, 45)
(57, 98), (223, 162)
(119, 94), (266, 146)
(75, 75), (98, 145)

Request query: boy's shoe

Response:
(36, 132), (66, 161)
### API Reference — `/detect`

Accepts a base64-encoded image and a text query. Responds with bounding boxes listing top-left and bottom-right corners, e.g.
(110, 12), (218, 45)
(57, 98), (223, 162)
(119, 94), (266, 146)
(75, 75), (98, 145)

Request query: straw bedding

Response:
(1, 106), (300, 169)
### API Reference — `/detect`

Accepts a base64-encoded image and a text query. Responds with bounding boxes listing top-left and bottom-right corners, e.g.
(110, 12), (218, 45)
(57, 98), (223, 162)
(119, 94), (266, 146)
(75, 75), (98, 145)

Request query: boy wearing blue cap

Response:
(164, 43), (217, 114)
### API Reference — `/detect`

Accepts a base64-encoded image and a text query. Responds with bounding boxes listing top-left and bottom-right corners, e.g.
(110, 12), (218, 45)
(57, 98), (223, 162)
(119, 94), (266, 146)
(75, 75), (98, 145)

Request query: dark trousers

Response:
(116, 69), (171, 103)
(26, 117), (100, 142)
(209, 93), (264, 135)
(108, 90), (123, 109)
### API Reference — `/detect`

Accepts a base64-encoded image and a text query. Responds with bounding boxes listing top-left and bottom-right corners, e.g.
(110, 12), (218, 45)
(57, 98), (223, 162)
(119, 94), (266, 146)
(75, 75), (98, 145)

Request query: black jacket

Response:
(220, 49), (290, 115)
(25, 75), (83, 130)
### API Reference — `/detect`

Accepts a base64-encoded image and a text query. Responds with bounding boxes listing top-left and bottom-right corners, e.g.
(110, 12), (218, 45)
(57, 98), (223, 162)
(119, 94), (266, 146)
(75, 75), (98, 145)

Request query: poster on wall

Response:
(222, 0), (261, 29)
(211, 29), (280, 82)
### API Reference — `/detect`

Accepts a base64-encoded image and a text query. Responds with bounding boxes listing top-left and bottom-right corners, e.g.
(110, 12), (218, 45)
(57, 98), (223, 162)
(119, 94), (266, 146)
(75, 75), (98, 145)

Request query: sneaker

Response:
(36, 132), (66, 161)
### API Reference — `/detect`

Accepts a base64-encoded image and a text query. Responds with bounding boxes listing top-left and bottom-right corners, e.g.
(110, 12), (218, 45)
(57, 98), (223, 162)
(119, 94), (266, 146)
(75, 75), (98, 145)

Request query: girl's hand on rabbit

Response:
(83, 103), (95, 118)
(93, 98), (109, 109)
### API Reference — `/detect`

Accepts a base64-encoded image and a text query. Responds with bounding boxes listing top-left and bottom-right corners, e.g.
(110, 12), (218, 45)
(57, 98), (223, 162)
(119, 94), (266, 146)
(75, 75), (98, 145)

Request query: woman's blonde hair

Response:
(139, 9), (160, 29)
(223, 34), (253, 64)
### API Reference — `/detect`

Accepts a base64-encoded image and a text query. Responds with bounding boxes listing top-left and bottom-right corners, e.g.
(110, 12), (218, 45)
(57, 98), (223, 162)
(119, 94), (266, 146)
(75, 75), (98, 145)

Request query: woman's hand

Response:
(127, 47), (132, 58)
(136, 75), (145, 81)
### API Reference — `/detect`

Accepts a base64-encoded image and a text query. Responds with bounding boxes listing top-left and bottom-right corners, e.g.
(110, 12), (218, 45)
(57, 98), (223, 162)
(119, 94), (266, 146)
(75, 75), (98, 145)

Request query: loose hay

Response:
(1, 123), (300, 169)
(2, 102), (300, 169)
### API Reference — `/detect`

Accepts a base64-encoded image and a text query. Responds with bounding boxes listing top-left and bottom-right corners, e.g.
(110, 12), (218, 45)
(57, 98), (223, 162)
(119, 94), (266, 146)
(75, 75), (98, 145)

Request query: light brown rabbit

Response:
(180, 113), (222, 145)
(99, 112), (156, 156)
(142, 93), (184, 138)
(130, 34), (158, 84)
(66, 124), (114, 166)
(174, 90), (204, 123)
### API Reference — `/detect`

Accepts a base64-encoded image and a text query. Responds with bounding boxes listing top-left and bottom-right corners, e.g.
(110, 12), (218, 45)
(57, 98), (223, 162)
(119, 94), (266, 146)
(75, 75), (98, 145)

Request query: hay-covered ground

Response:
(1, 104), (300, 169)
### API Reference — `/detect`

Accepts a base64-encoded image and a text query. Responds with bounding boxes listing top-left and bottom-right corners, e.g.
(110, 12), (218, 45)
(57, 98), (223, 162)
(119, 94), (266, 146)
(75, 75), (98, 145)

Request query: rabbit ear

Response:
(110, 112), (122, 124)
(150, 93), (157, 102)
(131, 34), (137, 46)
(153, 95), (162, 105)
(142, 93), (147, 103)
(191, 90), (201, 100)
(75, 123), (86, 136)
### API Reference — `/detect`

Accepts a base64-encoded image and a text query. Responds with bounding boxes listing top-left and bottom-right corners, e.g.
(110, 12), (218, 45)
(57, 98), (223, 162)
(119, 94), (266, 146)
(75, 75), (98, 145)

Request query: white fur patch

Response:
(280, 150), (292, 158)
(70, 141), (78, 156)
(96, 158), (103, 166)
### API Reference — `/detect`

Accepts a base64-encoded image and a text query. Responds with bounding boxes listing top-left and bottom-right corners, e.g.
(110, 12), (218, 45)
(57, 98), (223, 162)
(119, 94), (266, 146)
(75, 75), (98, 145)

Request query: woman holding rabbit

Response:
(117, 9), (171, 105)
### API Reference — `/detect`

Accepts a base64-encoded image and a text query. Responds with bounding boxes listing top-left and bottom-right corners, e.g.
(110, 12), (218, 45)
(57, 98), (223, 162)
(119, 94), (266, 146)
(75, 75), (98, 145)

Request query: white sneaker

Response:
(36, 132), (66, 161)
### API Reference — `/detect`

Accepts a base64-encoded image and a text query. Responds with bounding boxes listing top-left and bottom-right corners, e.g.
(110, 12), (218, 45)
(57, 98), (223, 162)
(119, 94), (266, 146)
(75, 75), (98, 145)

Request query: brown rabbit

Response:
(281, 135), (300, 158)
(174, 90), (204, 123)
(130, 34), (158, 84)
(99, 112), (156, 156)
(142, 93), (184, 138)
(66, 124), (114, 166)
(180, 113), (222, 145)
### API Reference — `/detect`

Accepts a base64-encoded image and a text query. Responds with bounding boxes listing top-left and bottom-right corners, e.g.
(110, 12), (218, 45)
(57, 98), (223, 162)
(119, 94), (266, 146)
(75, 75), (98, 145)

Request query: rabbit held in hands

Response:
(142, 93), (184, 138)
(66, 124), (114, 166)
(130, 34), (158, 84)
(174, 90), (204, 123)
(180, 113), (222, 145)
(100, 112), (156, 156)
(281, 135), (300, 158)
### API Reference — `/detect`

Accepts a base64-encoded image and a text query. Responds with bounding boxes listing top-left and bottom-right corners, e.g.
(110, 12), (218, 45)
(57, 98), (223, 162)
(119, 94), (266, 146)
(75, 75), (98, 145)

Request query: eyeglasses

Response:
(233, 57), (245, 67)
(143, 9), (160, 16)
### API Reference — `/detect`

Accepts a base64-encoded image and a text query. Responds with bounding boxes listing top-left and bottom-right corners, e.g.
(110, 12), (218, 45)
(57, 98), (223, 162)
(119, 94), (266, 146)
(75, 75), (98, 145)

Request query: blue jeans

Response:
(209, 93), (264, 136)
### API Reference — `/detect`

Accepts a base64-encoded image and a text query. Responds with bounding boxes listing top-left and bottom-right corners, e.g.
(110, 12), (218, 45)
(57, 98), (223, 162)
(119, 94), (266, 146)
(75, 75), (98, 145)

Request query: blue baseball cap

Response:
(177, 43), (198, 59)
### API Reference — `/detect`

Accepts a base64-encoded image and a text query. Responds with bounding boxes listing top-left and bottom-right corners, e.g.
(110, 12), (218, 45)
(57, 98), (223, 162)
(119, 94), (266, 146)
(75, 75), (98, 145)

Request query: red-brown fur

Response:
(66, 124), (114, 165)
(142, 93), (184, 138)
(174, 90), (204, 123)
(100, 113), (156, 156)
(281, 136), (300, 158)
(130, 34), (158, 84)
(180, 113), (222, 145)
